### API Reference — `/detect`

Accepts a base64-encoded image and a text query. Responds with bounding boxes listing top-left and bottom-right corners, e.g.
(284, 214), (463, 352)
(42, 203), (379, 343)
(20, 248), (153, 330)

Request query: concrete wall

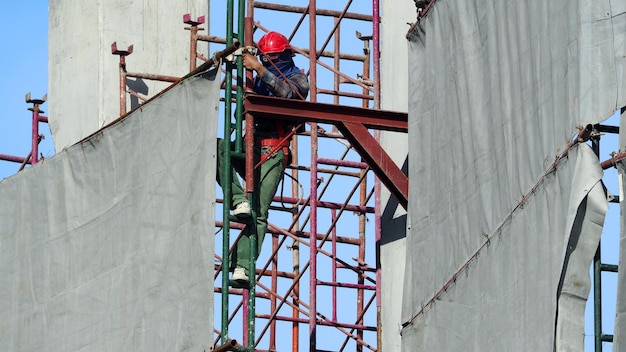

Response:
(379, 1), (412, 351)
(48, 0), (209, 151)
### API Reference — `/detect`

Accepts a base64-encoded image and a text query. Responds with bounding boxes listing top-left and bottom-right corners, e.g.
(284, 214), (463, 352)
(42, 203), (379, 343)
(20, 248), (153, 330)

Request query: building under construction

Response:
(0, 1), (625, 351)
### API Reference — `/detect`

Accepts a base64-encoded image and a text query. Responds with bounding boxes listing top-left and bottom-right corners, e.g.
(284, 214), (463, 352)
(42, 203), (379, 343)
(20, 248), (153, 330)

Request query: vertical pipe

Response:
(333, 18), (340, 107)
(594, 247), (602, 352)
(591, 131), (602, 352)
(361, 38), (370, 109)
(244, 15), (255, 92)
(244, 20), (255, 195)
(372, 0), (380, 109)
(242, 289), (250, 346)
(234, 2), (246, 154)
(309, 1), (318, 102)
(357, 170), (366, 352)
(119, 56), (127, 116)
(309, 2), (318, 350)
(331, 208), (338, 322)
(189, 24), (198, 71)
(31, 107), (39, 165)
(291, 135), (300, 352)
(270, 233), (278, 350)
(241, 2), (257, 350)
(309, 121), (319, 352)
(374, 132), (382, 352)
(373, 1), (382, 349)
(221, 0), (235, 344)
(244, 111), (256, 349)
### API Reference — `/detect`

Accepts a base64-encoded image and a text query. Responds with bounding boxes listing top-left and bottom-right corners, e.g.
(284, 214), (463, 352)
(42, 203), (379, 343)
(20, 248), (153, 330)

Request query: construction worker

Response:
(217, 31), (309, 284)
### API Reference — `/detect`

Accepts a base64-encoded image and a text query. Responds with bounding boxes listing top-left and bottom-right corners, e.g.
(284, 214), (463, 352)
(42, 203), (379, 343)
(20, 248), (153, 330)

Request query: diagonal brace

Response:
(337, 121), (408, 209)
(244, 95), (408, 209)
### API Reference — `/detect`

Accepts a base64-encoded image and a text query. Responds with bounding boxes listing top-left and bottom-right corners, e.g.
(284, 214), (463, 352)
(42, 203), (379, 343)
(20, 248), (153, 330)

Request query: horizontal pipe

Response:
(276, 195), (374, 213)
(197, 34), (227, 44)
(208, 33), (365, 63)
(215, 220), (363, 246)
(602, 334), (614, 342)
(602, 153), (624, 169)
(213, 264), (296, 280)
(288, 164), (363, 177)
(601, 151), (626, 170)
(255, 314), (377, 331)
(286, 229), (362, 246)
(316, 88), (374, 100)
(600, 263), (618, 272)
(317, 157), (369, 169)
(334, 262), (376, 273)
(317, 280), (376, 291)
(297, 130), (345, 139)
(253, 2), (373, 21)
(216, 195), (374, 213)
(0, 154), (31, 164)
(595, 124), (619, 134)
(212, 339), (238, 352)
(125, 71), (181, 82)
(297, 48), (366, 62)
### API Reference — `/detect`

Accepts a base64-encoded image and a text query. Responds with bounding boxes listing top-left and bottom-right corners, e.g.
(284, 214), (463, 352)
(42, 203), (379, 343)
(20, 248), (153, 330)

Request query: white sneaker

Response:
(232, 267), (249, 282)
(233, 201), (251, 217)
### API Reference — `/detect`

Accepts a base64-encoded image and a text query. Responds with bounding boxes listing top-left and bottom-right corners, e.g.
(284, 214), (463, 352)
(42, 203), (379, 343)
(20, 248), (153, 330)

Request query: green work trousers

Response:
(217, 138), (285, 275)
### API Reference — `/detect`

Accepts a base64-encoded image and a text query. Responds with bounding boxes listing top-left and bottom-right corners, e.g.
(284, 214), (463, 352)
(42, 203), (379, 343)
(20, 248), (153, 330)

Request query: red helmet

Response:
(258, 31), (291, 54)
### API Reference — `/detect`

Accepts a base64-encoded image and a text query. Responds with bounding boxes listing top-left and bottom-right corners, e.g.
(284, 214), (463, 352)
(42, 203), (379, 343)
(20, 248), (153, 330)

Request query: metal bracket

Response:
(225, 45), (257, 62)
(25, 92), (47, 106)
(111, 42), (134, 57)
(183, 14), (205, 26)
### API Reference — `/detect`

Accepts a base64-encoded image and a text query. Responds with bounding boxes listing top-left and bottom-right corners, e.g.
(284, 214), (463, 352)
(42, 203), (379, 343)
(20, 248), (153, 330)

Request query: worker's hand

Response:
(242, 53), (264, 73)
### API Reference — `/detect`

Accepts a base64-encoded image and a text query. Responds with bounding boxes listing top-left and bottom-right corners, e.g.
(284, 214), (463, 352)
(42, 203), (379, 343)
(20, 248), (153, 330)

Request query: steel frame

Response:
(1, 2), (622, 352)
(0, 93), (48, 169)
(207, 1), (396, 351)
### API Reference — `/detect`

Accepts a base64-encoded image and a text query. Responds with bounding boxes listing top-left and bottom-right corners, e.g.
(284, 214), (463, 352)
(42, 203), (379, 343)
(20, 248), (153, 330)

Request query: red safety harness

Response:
(255, 122), (302, 169)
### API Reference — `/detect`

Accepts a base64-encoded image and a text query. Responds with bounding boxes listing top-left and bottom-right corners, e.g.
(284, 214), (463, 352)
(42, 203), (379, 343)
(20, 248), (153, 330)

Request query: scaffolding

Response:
(2, 1), (623, 351)
(0, 93), (49, 170)
(0, 1), (395, 348)
(207, 1), (403, 351)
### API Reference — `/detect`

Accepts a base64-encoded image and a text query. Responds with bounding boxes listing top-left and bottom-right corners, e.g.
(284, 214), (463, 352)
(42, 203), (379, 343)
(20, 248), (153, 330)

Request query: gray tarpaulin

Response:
(0, 67), (219, 351)
(401, 143), (606, 351)
(402, 0), (623, 350)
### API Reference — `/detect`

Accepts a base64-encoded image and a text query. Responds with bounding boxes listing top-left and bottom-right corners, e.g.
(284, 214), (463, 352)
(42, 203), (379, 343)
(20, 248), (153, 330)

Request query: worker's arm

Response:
(242, 53), (309, 100)
(242, 53), (266, 76)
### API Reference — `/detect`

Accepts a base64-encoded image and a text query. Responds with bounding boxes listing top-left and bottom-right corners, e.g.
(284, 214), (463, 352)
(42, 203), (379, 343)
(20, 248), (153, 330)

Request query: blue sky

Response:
(0, 1), (54, 180)
(0, 1), (621, 351)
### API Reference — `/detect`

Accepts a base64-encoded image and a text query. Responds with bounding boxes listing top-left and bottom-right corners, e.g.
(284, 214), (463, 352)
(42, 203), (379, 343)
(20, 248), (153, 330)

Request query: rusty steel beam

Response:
(244, 95), (409, 209)
(337, 121), (408, 209)
(244, 94), (407, 132)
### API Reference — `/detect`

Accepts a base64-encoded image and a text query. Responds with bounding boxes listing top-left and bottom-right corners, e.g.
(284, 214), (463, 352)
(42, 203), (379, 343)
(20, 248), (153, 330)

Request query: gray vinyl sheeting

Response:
(0, 67), (219, 351)
(400, 0), (625, 350)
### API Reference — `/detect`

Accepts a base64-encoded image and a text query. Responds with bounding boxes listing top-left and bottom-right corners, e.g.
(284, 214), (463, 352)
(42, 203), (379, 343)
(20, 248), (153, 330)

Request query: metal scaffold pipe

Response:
(212, 1), (388, 350)
(221, 0), (235, 345)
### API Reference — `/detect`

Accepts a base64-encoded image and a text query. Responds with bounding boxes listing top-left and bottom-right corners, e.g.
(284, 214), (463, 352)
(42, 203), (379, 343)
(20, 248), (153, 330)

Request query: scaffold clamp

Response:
(225, 45), (257, 63)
